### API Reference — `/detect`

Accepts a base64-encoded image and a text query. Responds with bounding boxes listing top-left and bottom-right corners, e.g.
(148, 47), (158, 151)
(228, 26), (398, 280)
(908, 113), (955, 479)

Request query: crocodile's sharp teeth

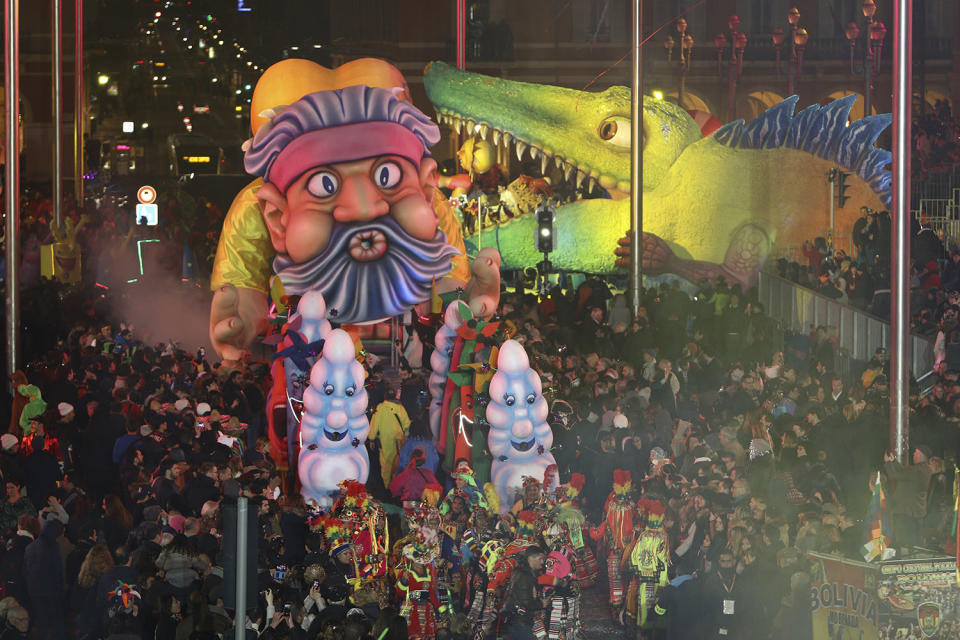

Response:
(563, 163), (574, 181)
(540, 153), (549, 174)
(588, 176), (597, 192)
(492, 129), (501, 145)
(502, 132), (513, 147)
(529, 147), (540, 159)
(454, 119), (463, 134)
(516, 141), (527, 160)
(479, 124), (489, 140)
(465, 119), (475, 134)
(554, 155), (564, 169)
(576, 170), (587, 188)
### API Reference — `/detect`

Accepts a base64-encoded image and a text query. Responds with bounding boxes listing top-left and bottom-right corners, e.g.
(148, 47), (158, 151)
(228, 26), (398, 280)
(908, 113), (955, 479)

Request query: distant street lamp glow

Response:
(652, 90), (664, 100)
(122, 121), (134, 133)
(97, 74), (110, 85)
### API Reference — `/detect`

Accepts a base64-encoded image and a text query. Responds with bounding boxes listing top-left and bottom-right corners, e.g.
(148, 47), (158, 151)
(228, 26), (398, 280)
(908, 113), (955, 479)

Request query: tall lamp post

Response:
(715, 15), (746, 121)
(845, 0), (887, 119)
(664, 18), (694, 107)
(779, 7), (809, 97)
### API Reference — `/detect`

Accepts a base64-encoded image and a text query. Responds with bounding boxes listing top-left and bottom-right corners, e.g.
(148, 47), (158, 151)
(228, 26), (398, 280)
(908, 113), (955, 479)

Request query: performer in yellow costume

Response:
(368, 385), (410, 487)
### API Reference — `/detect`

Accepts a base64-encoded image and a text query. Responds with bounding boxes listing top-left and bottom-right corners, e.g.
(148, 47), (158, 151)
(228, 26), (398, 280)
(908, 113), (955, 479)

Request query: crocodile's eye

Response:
(598, 117), (632, 148)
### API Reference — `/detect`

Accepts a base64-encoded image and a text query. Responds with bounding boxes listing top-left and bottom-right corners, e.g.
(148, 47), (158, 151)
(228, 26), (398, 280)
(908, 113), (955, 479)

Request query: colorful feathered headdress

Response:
(402, 530), (439, 565)
(613, 469), (632, 495)
(542, 464), (558, 490)
(565, 473), (586, 500)
(516, 510), (539, 539)
(324, 517), (352, 556)
(483, 482), (500, 516)
(637, 497), (666, 530)
(422, 483), (443, 508)
(108, 581), (142, 609)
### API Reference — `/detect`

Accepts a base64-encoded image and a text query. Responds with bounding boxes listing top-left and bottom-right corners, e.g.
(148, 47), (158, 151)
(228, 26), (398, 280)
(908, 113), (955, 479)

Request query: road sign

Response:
(137, 185), (156, 204)
(136, 203), (158, 226)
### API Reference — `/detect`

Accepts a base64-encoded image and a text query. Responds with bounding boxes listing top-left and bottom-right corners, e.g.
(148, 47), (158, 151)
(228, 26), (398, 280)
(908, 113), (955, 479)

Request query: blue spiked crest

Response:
(712, 95), (892, 207)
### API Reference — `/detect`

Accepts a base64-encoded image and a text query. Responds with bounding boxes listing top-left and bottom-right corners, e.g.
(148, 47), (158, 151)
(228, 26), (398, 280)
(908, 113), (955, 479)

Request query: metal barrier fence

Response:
(758, 271), (934, 377)
(912, 166), (960, 209)
(915, 186), (960, 248)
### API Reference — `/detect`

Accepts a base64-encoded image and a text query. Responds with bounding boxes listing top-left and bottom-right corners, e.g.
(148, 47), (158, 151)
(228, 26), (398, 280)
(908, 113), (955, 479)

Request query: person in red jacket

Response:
(389, 449), (440, 508)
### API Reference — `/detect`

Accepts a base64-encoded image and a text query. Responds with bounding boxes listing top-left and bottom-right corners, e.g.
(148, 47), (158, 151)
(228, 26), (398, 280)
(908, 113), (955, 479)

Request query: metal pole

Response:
(5, 0), (20, 381)
(864, 54), (872, 119)
(788, 39), (795, 96)
(233, 496), (248, 640)
(890, 0), (912, 463)
(73, 0), (82, 206)
(829, 171), (835, 248)
(728, 48), (736, 120)
(630, 0), (642, 315)
(677, 63), (684, 107)
(455, 0), (465, 70)
(52, 0), (62, 226)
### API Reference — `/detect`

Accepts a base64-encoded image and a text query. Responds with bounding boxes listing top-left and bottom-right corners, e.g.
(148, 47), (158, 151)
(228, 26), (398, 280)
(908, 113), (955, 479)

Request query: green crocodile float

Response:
(423, 61), (891, 285)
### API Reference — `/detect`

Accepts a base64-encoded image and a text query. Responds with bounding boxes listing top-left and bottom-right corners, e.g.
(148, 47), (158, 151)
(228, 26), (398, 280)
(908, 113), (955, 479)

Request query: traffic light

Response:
(536, 203), (555, 253)
(835, 170), (851, 208)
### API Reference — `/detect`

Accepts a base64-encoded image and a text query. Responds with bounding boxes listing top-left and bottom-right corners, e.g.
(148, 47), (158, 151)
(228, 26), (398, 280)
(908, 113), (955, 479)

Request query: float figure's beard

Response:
(274, 216), (458, 324)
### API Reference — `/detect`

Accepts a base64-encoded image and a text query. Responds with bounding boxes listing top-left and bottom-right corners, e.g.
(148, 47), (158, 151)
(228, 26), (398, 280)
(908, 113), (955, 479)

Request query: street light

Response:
(782, 7), (809, 97)
(845, 0), (887, 118)
(715, 15), (746, 121)
(664, 18), (694, 106)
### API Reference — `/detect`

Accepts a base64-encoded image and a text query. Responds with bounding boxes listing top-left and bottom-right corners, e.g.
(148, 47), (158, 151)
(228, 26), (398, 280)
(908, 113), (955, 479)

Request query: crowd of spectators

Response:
(0, 266), (956, 640)
(914, 101), (960, 175)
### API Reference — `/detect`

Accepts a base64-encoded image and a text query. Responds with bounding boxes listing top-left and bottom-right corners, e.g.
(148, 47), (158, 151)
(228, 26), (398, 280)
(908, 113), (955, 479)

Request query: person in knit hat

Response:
(0, 434), (21, 487)
(322, 517), (360, 591)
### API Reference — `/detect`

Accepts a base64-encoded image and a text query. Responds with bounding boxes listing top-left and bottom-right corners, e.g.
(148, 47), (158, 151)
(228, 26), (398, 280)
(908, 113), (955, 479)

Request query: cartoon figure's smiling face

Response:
(486, 340), (552, 460)
(301, 329), (369, 450)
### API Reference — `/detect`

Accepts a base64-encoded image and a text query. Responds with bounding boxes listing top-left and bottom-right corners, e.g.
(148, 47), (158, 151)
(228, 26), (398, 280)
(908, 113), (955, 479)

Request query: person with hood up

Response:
(23, 518), (67, 639)
(920, 260), (942, 290)
(389, 449), (440, 507)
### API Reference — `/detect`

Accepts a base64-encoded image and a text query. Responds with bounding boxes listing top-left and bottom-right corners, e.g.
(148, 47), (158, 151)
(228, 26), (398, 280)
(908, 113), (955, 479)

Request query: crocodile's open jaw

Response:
(435, 111), (628, 196)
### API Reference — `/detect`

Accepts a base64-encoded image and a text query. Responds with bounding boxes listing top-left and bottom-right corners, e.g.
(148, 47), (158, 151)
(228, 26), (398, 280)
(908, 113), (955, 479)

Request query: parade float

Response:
(207, 55), (894, 510)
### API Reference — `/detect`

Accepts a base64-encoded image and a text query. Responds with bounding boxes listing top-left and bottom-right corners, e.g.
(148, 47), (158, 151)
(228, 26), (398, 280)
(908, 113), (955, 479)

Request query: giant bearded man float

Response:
(208, 59), (514, 505)
(209, 58), (501, 362)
